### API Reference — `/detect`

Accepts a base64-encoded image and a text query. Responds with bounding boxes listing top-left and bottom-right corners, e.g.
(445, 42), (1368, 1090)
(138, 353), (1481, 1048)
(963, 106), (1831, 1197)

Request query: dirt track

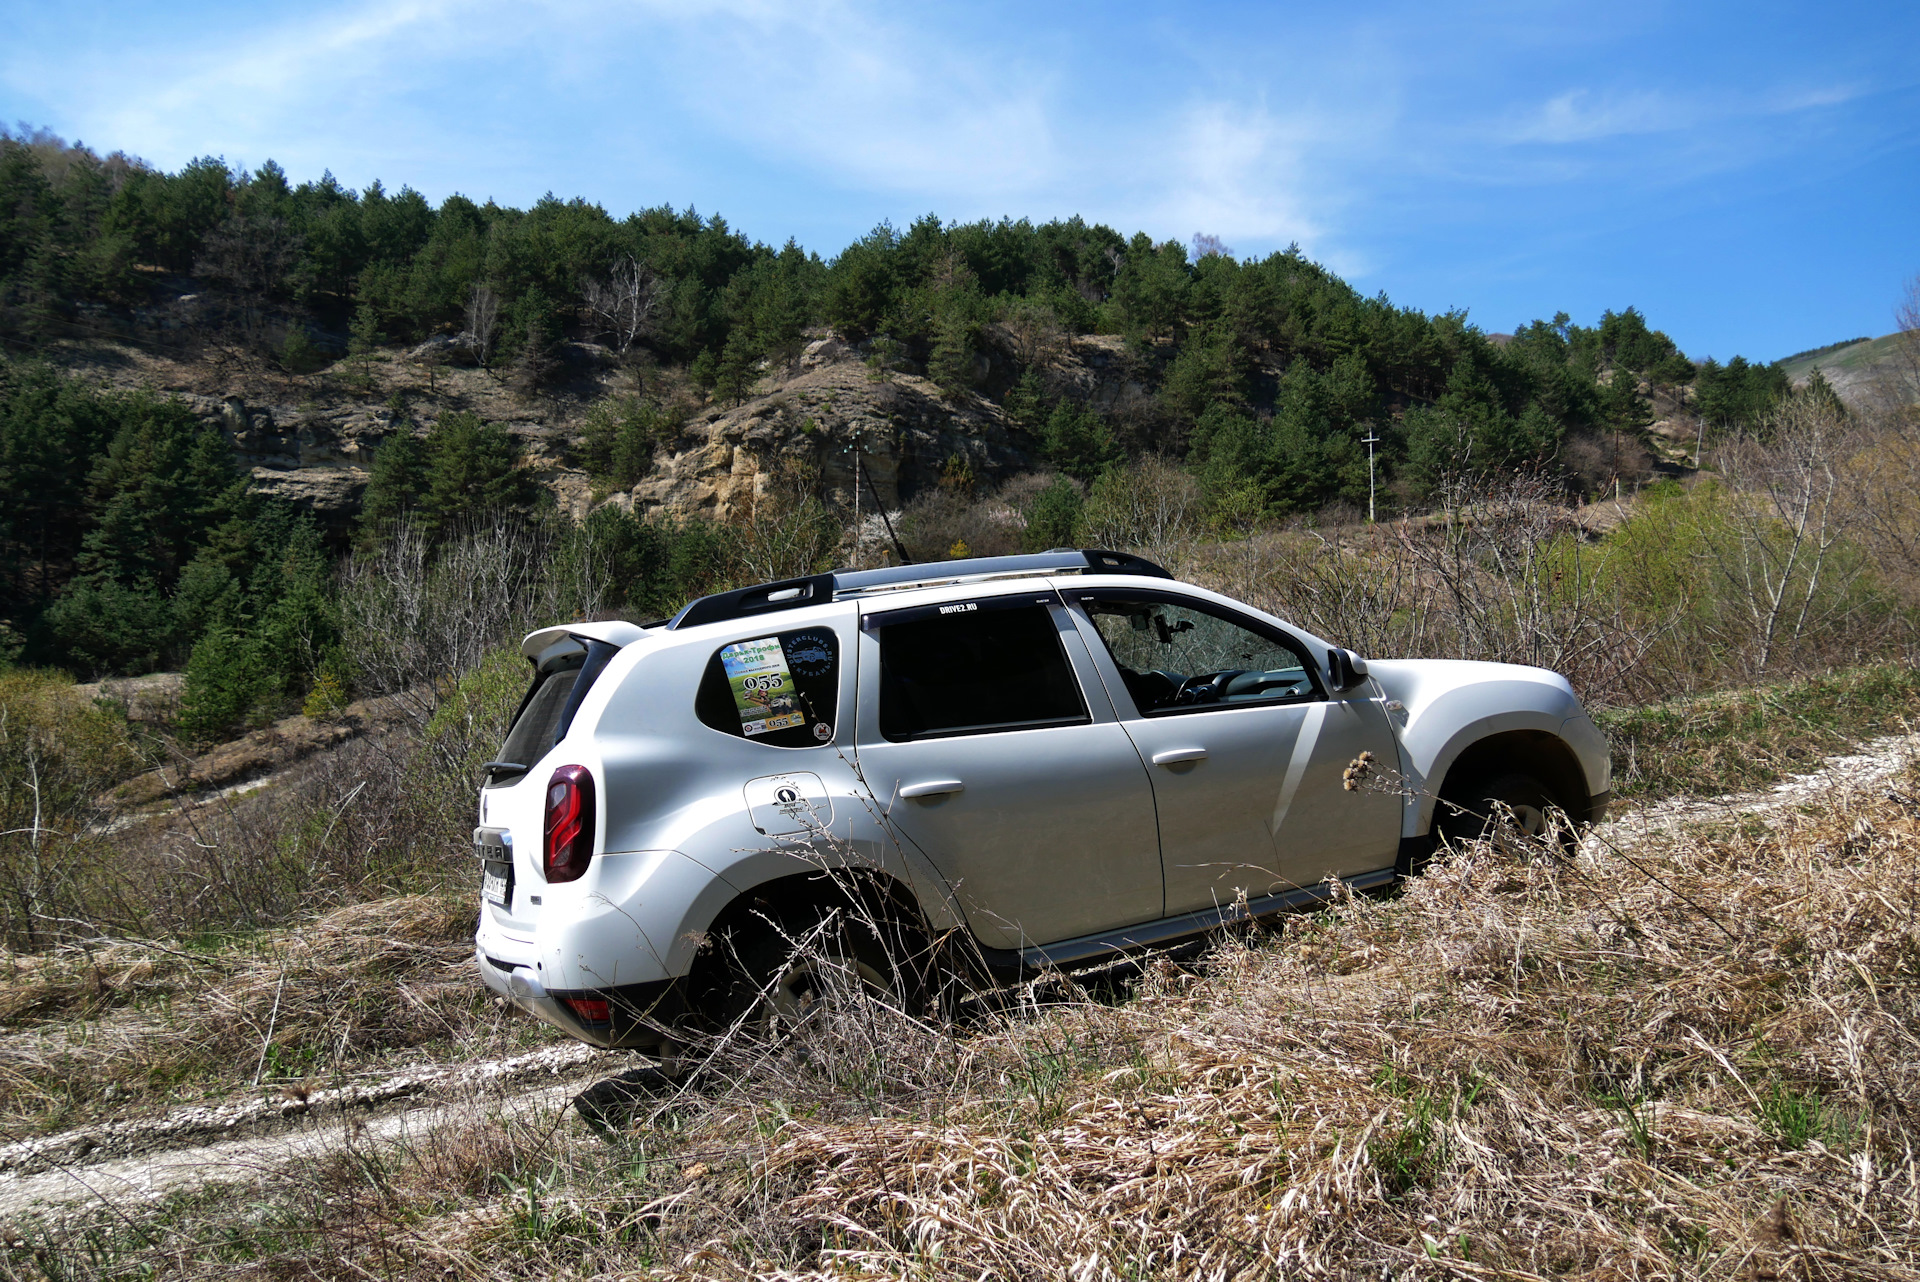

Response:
(0, 1042), (621, 1217)
(3, 733), (1913, 1221)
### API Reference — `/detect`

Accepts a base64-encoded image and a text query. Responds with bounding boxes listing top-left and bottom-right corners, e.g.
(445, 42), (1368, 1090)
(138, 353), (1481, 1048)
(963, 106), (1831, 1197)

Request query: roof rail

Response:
(666, 549), (1171, 631)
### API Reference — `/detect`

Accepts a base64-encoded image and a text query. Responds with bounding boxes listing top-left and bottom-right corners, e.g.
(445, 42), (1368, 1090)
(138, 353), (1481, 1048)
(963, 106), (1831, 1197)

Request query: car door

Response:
(854, 590), (1164, 950)
(1065, 588), (1402, 915)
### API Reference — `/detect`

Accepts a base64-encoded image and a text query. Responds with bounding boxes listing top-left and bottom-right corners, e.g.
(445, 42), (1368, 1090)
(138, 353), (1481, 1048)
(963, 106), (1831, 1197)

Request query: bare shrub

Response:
(1189, 474), (1667, 705)
(895, 485), (1026, 562)
(1078, 456), (1203, 574)
(338, 512), (598, 732)
(0, 673), (141, 950)
(463, 283), (500, 367)
(1702, 389), (1893, 678)
(736, 461), (842, 583)
(1558, 426), (1657, 496)
(996, 298), (1070, 371)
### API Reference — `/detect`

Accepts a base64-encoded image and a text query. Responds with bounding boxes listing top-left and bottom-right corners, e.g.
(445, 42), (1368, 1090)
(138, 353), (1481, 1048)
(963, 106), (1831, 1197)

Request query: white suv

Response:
(472, 549), (1610, 1051)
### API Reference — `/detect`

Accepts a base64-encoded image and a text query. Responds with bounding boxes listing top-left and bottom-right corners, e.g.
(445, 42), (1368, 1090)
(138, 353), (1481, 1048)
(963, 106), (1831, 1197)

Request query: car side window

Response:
(695, 627), (840, 748)
(874, 600), (1089, 741)
(1078, 593), (1321, 715)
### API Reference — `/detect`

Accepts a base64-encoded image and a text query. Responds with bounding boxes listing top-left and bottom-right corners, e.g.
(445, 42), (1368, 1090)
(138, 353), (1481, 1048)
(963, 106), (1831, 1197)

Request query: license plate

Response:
(481, 860), (512, 909)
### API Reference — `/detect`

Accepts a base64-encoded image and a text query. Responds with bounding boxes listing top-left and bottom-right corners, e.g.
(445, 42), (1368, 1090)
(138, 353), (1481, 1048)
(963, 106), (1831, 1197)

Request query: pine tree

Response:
(1041, 399), (1120, 482)
(355, 427), (428, 549)
(421, 411), (535, 535)
(348, 303), (384, 389)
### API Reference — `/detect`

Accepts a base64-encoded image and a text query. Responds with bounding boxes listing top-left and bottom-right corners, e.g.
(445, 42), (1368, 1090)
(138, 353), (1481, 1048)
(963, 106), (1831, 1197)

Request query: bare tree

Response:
(1702, 389), (1871, 677)
(1386, 472), (1665, 702)
(195, 213), (302, 350)
(338, 513), (604, 743)
(1190, 232), (1233, 261)
(1879, 272), (1920, 419)
(581, 255), (661, 358)
(737, 461), (840, 585)
(1000, 298), (1070, 371)
(464, 283), (500, 367)
(1077, 457), (1204, 576)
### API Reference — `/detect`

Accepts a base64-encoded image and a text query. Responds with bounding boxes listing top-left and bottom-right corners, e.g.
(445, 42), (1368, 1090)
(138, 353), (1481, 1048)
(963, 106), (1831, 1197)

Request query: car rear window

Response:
(491, 636), (621, 784)
(695, 626), (841, 748)
(875, 601), (1087, 741)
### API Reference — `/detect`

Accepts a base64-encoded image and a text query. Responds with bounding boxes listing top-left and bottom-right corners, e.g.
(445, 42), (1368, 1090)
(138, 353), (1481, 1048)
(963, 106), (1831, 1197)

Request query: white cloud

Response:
(1509, 88), (1690, 144)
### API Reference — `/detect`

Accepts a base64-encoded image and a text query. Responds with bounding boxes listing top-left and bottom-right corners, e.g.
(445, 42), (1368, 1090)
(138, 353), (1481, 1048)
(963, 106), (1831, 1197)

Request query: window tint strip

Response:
(861, 592), (1060, 631)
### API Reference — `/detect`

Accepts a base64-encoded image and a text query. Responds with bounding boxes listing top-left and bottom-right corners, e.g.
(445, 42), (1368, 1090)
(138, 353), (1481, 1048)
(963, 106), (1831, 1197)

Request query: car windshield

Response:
(1084, 597), (1312, 713)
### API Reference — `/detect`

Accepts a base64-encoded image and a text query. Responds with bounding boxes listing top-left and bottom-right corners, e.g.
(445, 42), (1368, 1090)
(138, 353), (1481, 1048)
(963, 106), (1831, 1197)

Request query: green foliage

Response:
(277, 326), (327, 374)
(1111, 234), (1191, 341)
(176, 627), (267, 743)
(1021, 477), (1085, 551)
(1400, 354), (1561, 493)
(1040, 399), (1120, 482)
(578, 396), (675, 491)
(1003, 368), (1047, 432)
(2, 128), (1795, 522)
(355, 426), (429, 549)
(1366, 1066), (1485, 1197)
(1596, 664), (1920, 801)
(347, 302), (384, 385)
(1756, 1079), (1830, 1149)
(38, 578), (172, 677)
(418, 411), (540, 537)
(175, 504), (339, 740)
(1187, 359), (1371, 516)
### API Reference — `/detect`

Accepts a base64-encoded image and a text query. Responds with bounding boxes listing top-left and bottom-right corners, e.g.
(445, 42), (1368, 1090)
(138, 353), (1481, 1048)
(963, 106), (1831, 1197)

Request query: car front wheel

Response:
(1427, 771), (1571, 866)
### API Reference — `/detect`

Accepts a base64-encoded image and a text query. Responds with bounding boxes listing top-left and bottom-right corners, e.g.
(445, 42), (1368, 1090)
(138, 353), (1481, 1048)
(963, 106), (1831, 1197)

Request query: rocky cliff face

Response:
(51, 327), (1131, 536)
(42, 317), (1186, 555)
(616, 337), (1037, 522)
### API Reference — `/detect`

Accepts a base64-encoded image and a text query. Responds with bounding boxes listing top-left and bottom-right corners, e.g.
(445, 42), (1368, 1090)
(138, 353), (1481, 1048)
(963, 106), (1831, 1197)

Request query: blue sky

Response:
(3, 0), (1916, 362)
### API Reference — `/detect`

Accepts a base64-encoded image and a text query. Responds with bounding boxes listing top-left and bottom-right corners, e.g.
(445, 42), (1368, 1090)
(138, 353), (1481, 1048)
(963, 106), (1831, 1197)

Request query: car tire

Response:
(705, 912), (908, 1036)
(1431, 771), (1570, 862)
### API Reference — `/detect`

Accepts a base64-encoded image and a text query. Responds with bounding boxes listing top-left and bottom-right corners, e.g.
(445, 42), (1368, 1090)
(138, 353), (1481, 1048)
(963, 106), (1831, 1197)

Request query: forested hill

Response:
(0, 126), (1799, 718)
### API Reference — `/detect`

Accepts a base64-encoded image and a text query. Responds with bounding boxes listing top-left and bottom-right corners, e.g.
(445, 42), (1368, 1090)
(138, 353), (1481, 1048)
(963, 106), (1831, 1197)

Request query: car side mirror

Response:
(1327, 648), (1370, 692)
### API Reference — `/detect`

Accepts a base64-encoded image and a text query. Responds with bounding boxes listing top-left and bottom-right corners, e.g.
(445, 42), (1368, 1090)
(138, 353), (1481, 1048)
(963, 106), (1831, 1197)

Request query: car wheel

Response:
(1433, 772), (1570, 861)
(709, 913), (906, 1036)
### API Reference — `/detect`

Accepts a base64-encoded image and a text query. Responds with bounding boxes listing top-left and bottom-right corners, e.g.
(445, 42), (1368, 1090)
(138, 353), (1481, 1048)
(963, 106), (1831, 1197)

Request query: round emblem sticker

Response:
(813, 722), (833, 741)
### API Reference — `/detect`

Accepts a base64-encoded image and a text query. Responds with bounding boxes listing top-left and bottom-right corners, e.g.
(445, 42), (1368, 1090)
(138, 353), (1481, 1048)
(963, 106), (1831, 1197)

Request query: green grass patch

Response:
(1599, 663), (1920, 800)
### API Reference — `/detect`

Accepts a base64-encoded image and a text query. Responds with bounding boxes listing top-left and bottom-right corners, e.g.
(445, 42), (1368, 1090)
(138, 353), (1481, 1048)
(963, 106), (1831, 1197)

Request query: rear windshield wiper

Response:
(483, 760), (528, 780)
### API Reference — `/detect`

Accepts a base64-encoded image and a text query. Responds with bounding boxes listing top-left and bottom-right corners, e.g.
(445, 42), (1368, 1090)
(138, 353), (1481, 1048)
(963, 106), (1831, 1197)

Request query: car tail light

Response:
(543, 764), (596, 883)
(558, 994), (611, 1023)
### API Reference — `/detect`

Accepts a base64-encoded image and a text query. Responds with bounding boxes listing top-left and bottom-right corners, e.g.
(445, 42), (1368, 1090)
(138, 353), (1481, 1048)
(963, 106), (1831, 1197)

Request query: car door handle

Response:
(1151, 748), (1209, 766)
(899, 779), (966, 799)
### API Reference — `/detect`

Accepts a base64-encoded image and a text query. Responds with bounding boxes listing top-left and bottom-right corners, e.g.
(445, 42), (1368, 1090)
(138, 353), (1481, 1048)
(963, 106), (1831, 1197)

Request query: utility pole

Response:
(1362, 427), (1382, 523)
(846, 426), (861, 570)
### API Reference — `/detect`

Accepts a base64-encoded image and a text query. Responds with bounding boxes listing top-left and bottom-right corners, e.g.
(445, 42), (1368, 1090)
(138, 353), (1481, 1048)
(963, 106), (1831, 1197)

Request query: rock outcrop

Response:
(627, 348), (1036, 521)
(54, 326), (1163, 534)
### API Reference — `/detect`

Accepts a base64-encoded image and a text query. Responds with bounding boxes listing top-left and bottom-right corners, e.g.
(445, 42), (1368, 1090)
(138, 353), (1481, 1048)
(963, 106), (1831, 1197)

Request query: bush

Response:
(1021, 475), (1084, 551)
(0, 670), (140, 948)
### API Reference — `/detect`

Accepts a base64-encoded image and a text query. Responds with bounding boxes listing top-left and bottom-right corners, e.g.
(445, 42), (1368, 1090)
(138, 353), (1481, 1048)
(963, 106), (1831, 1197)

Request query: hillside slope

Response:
(1779, 330), (1918, 407)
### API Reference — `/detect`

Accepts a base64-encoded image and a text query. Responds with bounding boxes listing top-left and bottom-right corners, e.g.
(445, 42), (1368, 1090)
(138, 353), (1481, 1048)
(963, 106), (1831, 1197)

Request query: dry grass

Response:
(0, 892), (516, 1134)
(13, 760), (1920, 1279)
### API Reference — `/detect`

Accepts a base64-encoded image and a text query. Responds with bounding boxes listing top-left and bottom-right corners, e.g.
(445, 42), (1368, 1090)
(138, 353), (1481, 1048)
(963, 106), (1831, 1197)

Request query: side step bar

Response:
(1012, 867), (1399, 971)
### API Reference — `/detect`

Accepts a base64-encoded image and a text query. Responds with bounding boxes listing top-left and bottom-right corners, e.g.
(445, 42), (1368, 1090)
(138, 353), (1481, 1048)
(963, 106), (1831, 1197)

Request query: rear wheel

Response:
(703, 912), (908, 1036)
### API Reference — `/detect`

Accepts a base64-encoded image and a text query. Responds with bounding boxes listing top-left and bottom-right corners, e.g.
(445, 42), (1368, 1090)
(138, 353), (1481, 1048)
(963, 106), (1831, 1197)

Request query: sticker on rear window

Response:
(719, 637), (807, 736)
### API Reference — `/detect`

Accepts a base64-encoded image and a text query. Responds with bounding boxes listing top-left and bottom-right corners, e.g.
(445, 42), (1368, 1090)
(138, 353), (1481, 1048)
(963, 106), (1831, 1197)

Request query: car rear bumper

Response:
(476, 947), (685, 1051)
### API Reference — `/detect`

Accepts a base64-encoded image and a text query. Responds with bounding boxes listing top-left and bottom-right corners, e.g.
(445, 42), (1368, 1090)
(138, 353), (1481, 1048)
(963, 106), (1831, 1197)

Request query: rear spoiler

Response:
(519, 620), (651, 661)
